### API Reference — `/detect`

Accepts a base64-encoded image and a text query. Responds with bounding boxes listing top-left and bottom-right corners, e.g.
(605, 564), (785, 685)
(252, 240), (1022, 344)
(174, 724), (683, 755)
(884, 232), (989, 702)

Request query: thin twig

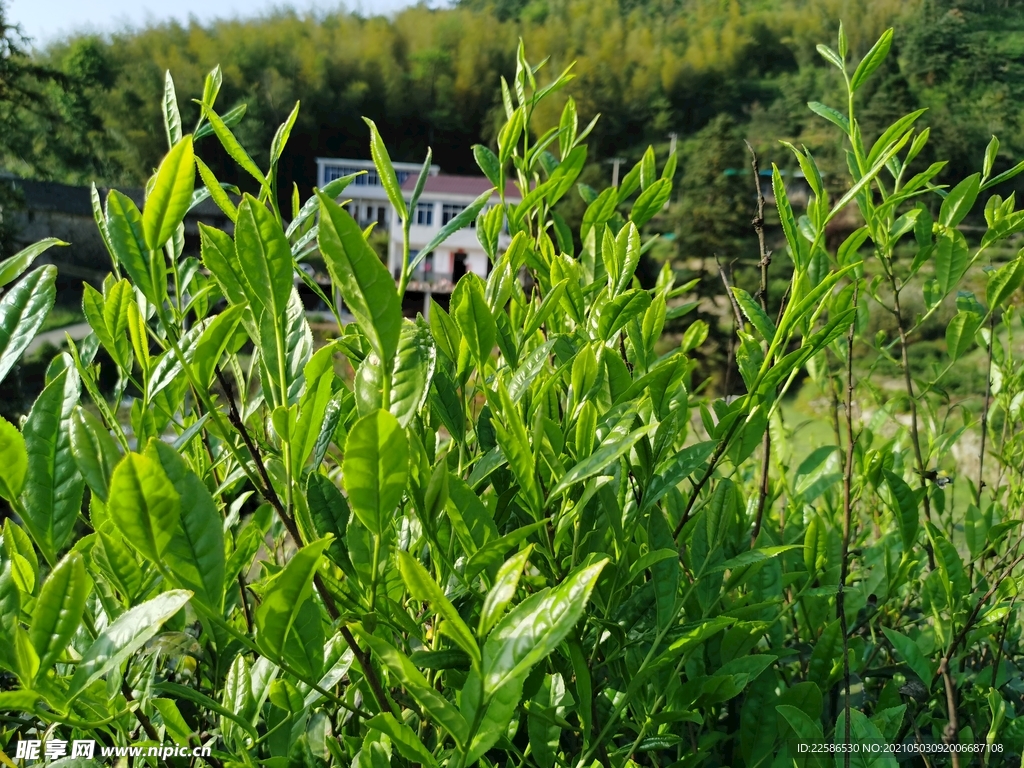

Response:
(991, 594), (1016, 688)
(888, 275), (936, 570)
(714, 254), (744, 327)
(939, 658), (961, 768)
(214, 366), (394, 716)
(745, 141), (774, 548)
(838, 281), (859, 768)
(237, 574), (254, 634)
(976, 314), (995, 508)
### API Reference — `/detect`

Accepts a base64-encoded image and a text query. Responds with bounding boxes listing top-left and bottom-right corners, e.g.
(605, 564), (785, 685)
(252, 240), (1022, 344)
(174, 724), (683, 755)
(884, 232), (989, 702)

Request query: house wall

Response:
(387, 194), (515, 284)
(317, 158), (438, 230)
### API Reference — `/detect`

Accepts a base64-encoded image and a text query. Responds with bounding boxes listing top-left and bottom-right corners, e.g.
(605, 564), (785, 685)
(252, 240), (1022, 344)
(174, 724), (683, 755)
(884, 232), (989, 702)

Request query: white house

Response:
(387, 174), (521, 295)
(316, 157), (440, 231)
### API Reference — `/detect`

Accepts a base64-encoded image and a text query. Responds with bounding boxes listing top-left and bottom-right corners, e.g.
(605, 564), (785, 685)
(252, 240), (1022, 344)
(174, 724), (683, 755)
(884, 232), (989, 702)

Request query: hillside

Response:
(11, 0), (1022, 199)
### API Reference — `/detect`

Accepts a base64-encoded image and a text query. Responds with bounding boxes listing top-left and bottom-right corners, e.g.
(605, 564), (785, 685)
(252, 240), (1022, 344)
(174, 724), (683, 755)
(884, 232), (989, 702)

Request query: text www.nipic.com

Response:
(100, 745), (213, 758)
(11, 740), (212, 762)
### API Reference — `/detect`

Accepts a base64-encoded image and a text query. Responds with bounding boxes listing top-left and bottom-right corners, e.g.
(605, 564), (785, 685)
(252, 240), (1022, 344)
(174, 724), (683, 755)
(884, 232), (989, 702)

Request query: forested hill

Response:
(5, 0), (1024, 211)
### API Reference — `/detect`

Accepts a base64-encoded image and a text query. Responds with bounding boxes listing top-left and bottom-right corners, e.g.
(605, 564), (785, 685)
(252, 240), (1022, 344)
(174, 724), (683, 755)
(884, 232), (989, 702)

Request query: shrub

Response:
(2, 28), (1024, 768)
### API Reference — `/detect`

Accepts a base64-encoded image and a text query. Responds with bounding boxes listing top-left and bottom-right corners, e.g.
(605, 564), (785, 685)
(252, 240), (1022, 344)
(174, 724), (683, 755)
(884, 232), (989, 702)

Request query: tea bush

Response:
(2, 28), (1024, 768)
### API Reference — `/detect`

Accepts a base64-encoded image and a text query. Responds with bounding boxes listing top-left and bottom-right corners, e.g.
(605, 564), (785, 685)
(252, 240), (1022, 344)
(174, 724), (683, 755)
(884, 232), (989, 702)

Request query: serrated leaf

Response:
(850, 28), (893, 92)
(317, 191), (402, 366)
(365, 714), (437, 768)
(108, 452), (180, 564)
(732, 287), (775, 342)
(0, 238), (66, 290)
(482, 559), (606, 695)
(0, 265), (56, 384)
(254, 538), (330, 679)
(30, 551), (87, 676)
(342, 409), (408, 537)
(397, 550), (481, 669)
(144, 135), (195, 251)
(146, 440), (225, 613)
(234, 193), (293, 317)
(0, 415), (27, 502)
(939, 173), (981, 229)
(479, 547), (532, 639)
(363, 117), (408, 222)
(69, 407), (121, 503)
(21, 365), (83, 564)
(68, 590), (191, 700)
(452, 273), (496, 369)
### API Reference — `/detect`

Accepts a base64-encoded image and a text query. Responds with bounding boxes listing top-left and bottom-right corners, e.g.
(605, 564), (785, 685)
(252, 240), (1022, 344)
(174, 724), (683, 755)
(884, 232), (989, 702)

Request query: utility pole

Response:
(605, 157), (626, 187)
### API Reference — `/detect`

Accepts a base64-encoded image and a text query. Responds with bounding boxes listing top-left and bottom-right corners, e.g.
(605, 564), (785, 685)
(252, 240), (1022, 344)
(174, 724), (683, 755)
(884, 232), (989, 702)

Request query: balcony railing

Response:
(406, 269), (455, 293)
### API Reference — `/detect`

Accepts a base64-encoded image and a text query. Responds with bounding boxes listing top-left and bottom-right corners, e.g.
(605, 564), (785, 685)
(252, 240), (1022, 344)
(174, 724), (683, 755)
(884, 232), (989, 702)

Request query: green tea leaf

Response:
(479, 546), (532, 638)
(881, 628), (933, 684)
(68, 590), (192, 700)
(807, 101), (850, 134)
(317, 191), (402, 366)
(482, 559), (606, 694)
(597, 289), (651, 341)
(397, 550), (481, 669)
(550, 422), (653, 498)
(365, 714), (437, 768)
(143, 135), (195, 251)
(234, 193), (293, 317)
(193, 304), (248, 390)
(452, 273), (496, 370)
(69, 407), (121, 503)
(0, 265), (56, 384)
(108, 452), (180, 564)
(411, 189), (493, 272)
(849, 28), (892, 92)
(358, 631), (470, 747)
(21, 365), (83, 564)
(200, 223), (247, 305)
(0, 415), (27, 502)
(106, 191), (158, 305)
(0, 238), (66, 290)
(473, 144), (501, 188)
(342, 409), (409, 537)
(146, 440), (225, 613)
(882, 470), (918, 552)
(254, 538), (330, 678)
(362, 117), (408, 222)
(732, 287), (775, 342)
(30, 551), (88, 675)
(391, 320), (435, 427)
(199, 103), (267, 188)
(945, 310), (982, 362)
(630, 178), (671, 228)
(939, 173), (981, 229)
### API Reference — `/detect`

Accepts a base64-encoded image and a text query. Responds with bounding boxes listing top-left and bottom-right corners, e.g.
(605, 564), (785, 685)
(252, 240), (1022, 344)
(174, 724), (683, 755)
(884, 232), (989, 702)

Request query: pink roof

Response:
(400, 174), (521, 201)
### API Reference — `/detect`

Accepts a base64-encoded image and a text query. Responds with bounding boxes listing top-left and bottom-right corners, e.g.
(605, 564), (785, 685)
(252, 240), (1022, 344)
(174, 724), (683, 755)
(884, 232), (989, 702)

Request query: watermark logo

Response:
(8, 740), (210, 763)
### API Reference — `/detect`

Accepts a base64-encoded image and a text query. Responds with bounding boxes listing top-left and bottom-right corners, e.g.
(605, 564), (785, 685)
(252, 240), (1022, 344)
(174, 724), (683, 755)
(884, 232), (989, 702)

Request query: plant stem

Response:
(976, 314), (995, 507)
(212, 366), (393, 716)
(888, 275), (935, 569)
(838, 281), (858, 768)
(939, 658), (961, 768)
(745, 140), (772, 547)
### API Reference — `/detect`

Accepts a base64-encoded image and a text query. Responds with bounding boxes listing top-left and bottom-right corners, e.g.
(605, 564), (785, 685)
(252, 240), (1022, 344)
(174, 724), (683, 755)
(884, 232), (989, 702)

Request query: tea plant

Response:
(2, 29), (1024, 768)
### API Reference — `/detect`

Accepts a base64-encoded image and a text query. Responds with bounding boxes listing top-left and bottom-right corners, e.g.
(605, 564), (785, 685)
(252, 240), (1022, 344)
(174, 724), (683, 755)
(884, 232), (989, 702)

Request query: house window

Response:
(324, 164), (365, 183)
(396, 171), (411, 184)
(442, 203), (466, 225)
(415, 202), (434, 226)
(353, 169), (379, 186)
(377, 207), (386, 226)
